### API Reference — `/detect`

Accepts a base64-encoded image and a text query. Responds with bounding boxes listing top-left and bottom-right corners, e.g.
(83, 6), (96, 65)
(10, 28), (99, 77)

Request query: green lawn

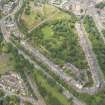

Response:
(41, 26), (54, 39)
(21, 1), (59, 30)
(21, 10), (43, 29)
(0, 54), (13, 74)
(42, 4), (58, 16)
(52, 11), (72, 21)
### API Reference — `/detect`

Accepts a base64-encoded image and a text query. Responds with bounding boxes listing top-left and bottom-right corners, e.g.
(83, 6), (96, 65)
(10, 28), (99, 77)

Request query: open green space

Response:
(20, 0), (59, 30)
(18, 2), (88, 69)
(29, 15), (88, 69)
(0, 32), (14, 74)
(0, 54), (14, 74)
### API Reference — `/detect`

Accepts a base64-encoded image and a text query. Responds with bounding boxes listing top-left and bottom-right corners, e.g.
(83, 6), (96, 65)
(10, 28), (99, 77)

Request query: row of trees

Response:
(25, 1), (31, 15)
(83, 16), (105, 76)
(82, 16), (105, 105)
(32, 69), (73, 105)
